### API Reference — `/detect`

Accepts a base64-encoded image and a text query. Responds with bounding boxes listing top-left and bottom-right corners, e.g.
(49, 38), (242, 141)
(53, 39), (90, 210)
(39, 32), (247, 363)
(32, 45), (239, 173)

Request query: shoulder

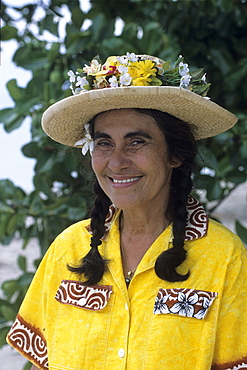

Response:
(45, 218), (92, 263)
(55, 218), (91, 242)
(207, 218), (244, 246)
(187, 218), (247, 263)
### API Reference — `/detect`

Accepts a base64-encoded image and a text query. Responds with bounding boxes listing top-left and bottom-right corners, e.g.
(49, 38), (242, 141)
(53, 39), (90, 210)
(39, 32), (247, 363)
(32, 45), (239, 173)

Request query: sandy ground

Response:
(0, 182), (246, 370)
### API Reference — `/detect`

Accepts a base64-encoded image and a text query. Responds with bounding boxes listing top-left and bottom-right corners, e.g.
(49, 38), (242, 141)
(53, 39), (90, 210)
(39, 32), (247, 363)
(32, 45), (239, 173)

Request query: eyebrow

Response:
(93, 130), (152, 140)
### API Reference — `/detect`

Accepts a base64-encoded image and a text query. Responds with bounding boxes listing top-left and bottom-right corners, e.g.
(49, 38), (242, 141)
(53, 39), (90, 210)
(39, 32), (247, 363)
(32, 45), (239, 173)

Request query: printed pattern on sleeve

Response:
(7, 314), (48, 370)
(211, 356), (247, 370)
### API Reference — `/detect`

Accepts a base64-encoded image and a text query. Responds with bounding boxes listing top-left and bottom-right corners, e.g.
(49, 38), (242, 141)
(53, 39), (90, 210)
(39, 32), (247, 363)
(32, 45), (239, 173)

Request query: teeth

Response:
(113, 177), (141, 184)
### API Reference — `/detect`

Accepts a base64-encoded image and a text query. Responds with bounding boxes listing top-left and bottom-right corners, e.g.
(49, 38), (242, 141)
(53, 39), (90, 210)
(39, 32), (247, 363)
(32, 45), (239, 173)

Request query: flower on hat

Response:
(68, 52), (211, 153)
(180, 74), (191, 89)
(120, 72), (132, 86)
(109, 75), (118, 88)
(129, 59), (158, 86)
(69, 53), (210, 97)
(179, 62), (190, 77)
(76, 76), (90, 91)
(83, 59), (101, 74)
(126, 52), (138, 62)
(68, 70), (76, 83)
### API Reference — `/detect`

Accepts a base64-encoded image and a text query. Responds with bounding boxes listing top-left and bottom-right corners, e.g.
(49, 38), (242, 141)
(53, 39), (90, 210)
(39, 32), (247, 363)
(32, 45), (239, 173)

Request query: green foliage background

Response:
(0, 0), (247, 364)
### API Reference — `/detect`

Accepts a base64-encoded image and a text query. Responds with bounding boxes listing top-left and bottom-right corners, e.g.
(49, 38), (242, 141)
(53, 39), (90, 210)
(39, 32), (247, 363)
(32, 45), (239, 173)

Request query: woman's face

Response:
(92, 109), (177, 212)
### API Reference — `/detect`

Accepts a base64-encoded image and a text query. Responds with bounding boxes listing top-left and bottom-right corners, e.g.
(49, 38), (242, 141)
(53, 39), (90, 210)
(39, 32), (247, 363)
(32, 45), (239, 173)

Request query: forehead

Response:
(93, 108), (160, 135)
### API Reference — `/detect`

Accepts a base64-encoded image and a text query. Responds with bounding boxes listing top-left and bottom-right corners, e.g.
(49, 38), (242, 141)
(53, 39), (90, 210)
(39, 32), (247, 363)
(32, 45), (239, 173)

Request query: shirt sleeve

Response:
(212, 235), (247, 369)
(6, 243), (56, 370)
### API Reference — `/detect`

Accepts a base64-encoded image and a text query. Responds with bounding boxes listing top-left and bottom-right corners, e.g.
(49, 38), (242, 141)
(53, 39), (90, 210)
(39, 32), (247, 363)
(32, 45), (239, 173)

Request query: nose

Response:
(108, 149), (132, 173)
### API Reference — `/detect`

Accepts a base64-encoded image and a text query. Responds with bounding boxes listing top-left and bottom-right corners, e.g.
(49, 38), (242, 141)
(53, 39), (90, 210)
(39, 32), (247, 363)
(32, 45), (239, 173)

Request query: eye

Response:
(95, 139), (113, 149)
(129, 139), (146, 147)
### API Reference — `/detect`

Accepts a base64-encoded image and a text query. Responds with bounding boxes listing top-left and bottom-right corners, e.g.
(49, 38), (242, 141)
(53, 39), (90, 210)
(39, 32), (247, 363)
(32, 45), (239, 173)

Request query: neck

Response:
(119, 203), (170, 278)
(120, 199), (169, 237)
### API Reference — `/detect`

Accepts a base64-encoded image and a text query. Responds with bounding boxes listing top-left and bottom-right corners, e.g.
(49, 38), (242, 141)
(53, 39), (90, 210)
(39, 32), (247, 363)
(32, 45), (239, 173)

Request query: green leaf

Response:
(22, 142), (39, 158)
(0, 108), (14, 125)
(0, 327), (11, 349)
(206, 178), (223, 201)
(1, 26), (18, 40)
(0, 305), (16, 321)
(17, 273), (34, 288)
(33, 173), (53, 198)
(23, 361), (32, 370)
(191, 68), (205, 80)
(1, 280), (18, 300)
(7, 80), (25, 102)
(235, 220), (247, 244)
(0, 109), (24, 132)
(18, 255), (27, 273)
(150, 76), (162, 86)
(5, 214), (19, 237)
(162, 61), (171, 71)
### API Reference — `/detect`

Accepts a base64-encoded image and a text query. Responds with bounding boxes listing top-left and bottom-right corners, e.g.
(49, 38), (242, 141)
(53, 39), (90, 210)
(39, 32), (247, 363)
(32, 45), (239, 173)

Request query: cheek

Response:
(91, 154), (101, 175)
(91, 152), (108, 176)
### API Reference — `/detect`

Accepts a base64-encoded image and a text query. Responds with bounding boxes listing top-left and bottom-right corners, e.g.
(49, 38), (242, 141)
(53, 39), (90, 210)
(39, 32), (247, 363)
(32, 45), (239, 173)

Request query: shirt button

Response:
(125, 303), (129, 311)
(118, 348), (125, 358)
(78, 297), (87, 306)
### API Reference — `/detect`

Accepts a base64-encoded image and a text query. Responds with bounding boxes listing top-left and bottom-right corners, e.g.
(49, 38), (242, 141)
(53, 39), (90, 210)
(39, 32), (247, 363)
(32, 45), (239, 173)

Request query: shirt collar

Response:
(86, 195), (208, 241)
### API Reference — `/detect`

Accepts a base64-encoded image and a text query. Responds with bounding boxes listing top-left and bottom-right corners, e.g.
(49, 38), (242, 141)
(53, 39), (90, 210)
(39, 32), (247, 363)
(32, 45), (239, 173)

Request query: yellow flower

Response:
(131, 60), (157, 77)
(128, 59), (157, 86)
(132, 76), (153, 86)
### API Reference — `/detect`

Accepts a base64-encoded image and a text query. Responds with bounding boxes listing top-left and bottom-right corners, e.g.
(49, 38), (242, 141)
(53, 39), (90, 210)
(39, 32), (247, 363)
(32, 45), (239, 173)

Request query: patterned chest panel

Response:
(55, 280), (113, 310)
(154, 288), (217, 319)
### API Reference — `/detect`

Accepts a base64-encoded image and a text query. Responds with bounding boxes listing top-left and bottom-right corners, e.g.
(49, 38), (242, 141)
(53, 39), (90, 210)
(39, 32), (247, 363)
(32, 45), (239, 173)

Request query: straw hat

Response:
(42, 53), (237, 148)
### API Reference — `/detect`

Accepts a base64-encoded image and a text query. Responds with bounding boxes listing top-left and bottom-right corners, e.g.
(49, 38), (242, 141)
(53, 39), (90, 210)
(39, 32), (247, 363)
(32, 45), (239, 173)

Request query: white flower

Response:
(179, 62), (190, 77)
(202, 73), (207, 83)
(76, 76), (89, 90)
(180, 74), (191, 89)
(120, 72), (132, 86)
(117, 56), (128, 65)
(194, 297), (210, 320)
(118, 64), (128, 74)
(109, 75), (118, 88)
(126, 52), (138, 62)
(154, 294), (170, 314)
(170, 292), (198, 317)
(68, 70), (76, 83)
(74, 87), (82, 95)
(74, 124), (94, 156)
(83, 59), (101, 74)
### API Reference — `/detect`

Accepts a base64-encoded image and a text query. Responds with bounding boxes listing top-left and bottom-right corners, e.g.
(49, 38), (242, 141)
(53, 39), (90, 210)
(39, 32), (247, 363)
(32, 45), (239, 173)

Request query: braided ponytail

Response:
(154, 166), (193, 281)
(68, 180), (111, 285)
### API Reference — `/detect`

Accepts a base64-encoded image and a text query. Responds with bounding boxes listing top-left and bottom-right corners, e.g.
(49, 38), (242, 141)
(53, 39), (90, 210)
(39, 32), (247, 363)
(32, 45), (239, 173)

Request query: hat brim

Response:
(42, 86), (237, 146)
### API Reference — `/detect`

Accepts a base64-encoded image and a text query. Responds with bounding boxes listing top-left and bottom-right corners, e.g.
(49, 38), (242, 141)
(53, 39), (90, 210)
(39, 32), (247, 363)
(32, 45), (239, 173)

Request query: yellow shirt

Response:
(7, 199), (247, 370)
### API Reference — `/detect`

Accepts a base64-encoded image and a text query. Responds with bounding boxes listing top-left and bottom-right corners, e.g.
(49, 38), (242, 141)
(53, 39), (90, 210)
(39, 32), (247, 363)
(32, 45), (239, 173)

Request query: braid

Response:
(68, 180), (111, 285)
(155, 166), (192, 281)
(135, 109), (197, 282)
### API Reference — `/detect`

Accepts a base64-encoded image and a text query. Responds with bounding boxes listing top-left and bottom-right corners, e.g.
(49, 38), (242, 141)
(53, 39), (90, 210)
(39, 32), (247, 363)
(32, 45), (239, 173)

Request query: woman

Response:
(7, 53), (247, 370)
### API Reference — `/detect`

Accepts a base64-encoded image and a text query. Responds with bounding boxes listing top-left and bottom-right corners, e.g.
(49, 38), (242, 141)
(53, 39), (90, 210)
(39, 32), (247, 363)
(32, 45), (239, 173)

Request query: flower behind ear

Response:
(74, 124), (94, 156)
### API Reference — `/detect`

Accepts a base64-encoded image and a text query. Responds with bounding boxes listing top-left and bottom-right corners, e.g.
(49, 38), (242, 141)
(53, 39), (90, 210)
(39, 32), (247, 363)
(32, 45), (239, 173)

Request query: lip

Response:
(109, 176), (142, 187)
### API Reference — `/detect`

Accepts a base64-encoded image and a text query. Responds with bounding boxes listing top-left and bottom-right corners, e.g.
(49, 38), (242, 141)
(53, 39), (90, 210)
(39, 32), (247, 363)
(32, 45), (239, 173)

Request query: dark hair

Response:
(68, 109), (198, 284)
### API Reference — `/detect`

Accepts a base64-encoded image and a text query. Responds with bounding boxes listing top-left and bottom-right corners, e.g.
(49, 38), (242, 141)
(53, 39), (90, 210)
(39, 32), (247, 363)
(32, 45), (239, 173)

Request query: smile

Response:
(112, 176), (142, 184)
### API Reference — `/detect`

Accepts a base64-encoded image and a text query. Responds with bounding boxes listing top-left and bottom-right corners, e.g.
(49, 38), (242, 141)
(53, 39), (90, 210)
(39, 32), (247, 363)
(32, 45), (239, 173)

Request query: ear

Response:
(171, 156), (183, 168)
